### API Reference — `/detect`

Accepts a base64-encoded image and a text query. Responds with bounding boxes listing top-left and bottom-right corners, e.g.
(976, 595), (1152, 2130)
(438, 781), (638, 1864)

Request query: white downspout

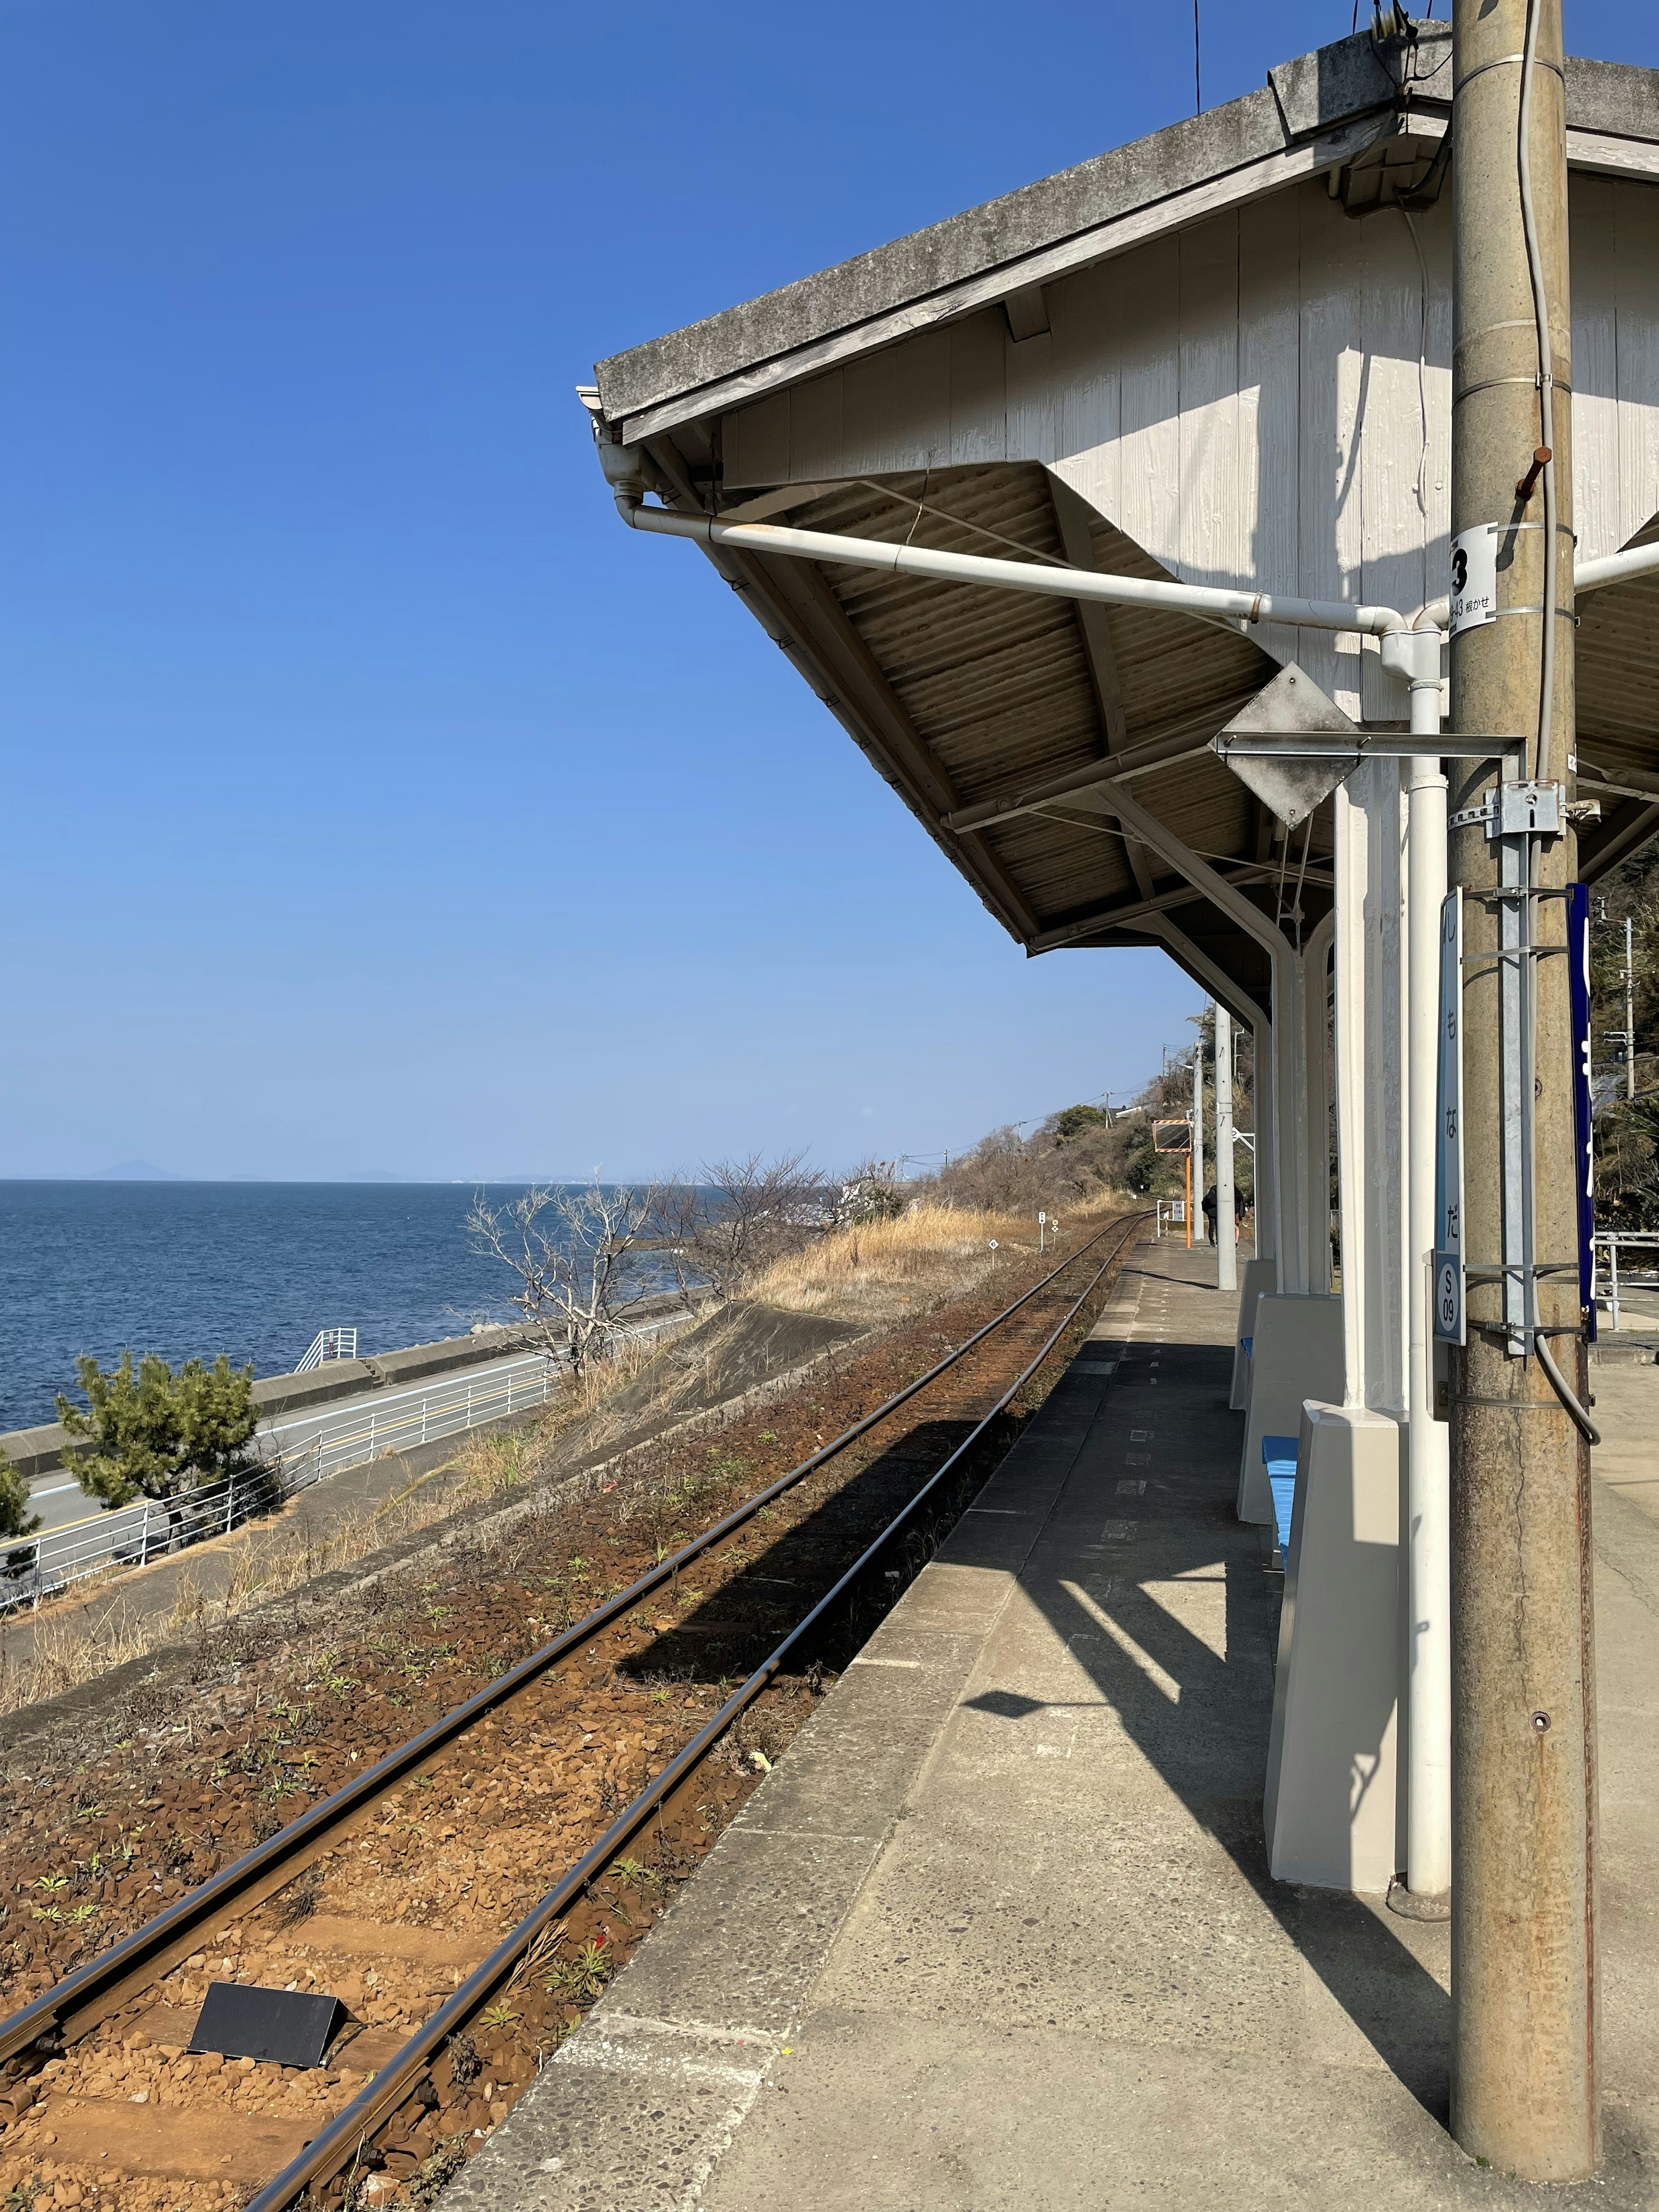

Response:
(1335, 779), (1370, 1406)
(1399, 617), (1452, 1908)
(594, 439), (1418, 644)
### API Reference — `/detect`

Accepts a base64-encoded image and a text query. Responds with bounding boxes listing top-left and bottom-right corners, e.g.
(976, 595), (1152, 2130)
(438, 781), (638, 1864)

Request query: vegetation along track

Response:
(0, 1214), (1141, 2210)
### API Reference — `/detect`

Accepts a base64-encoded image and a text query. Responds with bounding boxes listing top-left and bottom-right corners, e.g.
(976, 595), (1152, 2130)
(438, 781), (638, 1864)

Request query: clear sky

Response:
(3, 3), (1650, 1182)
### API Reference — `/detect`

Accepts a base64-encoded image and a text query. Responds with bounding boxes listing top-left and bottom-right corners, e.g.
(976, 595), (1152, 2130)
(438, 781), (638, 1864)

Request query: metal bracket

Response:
(1214, 732), (1525, 763)
(1448, 780), (1564, 840)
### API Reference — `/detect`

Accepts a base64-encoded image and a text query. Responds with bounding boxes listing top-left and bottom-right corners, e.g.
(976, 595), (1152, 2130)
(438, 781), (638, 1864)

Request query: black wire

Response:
(1193, 2), (1201, 114)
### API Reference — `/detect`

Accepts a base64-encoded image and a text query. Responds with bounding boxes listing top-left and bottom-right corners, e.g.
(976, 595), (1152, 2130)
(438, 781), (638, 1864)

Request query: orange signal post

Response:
(1151, 1118), (1195, 1249)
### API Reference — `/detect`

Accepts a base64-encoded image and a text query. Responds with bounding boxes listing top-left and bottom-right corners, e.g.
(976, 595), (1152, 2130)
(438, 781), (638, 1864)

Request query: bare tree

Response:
(648, 1152), (824, 1305)
(466, 1176), (656, 1376)
(830, 1158), (906, 1227)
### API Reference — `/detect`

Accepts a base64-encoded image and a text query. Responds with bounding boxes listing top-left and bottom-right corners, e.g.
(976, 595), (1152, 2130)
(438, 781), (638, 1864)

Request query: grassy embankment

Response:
(0, 1194), (1136, 1718)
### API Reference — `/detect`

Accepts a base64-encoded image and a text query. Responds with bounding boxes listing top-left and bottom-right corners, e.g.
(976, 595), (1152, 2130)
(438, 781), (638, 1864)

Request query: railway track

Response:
(0, 1216), (1141, 2211)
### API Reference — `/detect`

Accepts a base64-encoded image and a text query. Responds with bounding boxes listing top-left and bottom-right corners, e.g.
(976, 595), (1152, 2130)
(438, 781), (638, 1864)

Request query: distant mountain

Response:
(89, 1160), (180, 1181)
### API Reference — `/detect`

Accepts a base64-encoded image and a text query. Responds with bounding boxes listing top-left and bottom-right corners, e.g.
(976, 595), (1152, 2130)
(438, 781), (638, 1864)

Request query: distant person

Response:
(1203, 1184), (1246, 1245)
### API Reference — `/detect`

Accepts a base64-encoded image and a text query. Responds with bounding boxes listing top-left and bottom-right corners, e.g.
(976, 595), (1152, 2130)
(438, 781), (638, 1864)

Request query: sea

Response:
(0, 1181), (588, 1434)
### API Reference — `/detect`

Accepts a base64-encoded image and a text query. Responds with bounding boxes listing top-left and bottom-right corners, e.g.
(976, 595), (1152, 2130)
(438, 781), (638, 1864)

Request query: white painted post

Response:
(1252, 1014), (1278, 1283)
(1272, 957), (1309, 1295)
(1406, 648), (1452, 1906)
(1302, 915), (1337, 1297)
(1216, 1006), (1237, 1292)
(421, 1398), (428, 1444)
(1192, 1023), (1206, 1245)
(1335, 781), (1370, 1409)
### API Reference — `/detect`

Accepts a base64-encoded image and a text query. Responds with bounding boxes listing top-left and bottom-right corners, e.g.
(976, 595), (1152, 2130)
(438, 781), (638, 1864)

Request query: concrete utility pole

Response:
(1192, 1020), (1206, 1244)
(1215, 1005), (1236, 1291)
(1449, 0), (1598, 2180)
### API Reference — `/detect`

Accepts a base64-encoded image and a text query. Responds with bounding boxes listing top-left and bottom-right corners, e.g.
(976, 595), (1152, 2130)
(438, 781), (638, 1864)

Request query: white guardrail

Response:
(3, 1350), (563, 1613)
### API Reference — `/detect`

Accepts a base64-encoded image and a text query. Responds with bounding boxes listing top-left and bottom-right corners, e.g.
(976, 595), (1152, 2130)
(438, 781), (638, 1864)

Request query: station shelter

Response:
(580, 18), (1659, 1892)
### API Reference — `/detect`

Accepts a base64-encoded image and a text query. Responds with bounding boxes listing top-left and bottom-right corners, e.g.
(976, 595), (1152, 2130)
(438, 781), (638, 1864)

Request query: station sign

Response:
(1433, 890), (1466, 1345)
(1568, 883), (1597, 1338)
(1449, 524), (1500, 638)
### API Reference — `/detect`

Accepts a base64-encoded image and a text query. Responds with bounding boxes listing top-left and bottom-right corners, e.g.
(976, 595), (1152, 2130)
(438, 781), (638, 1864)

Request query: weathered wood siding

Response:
(722, 173), (1659, 724)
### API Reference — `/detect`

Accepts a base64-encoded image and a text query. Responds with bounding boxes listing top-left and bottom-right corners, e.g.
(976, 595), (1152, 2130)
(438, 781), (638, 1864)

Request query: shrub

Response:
(0, 1447), (41, 1558)
(56, 1350), (259, 1510)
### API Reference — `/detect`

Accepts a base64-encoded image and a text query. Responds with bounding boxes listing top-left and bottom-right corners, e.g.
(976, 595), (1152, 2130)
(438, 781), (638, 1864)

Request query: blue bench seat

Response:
(1262, 1433), (1299, 1556)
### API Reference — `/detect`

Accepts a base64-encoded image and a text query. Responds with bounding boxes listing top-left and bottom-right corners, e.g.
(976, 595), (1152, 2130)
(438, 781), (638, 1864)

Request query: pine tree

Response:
(0, 1448), (40, 1545)
(57, 1351), (258, 1510)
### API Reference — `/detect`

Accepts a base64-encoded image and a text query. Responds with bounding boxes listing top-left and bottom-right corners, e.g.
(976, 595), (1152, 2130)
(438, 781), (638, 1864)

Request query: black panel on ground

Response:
(189, 1982), (346, 2069)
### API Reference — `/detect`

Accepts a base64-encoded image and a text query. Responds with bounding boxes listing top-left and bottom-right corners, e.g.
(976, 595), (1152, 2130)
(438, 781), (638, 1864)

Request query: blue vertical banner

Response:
(1433, 890), (1466, 1345)
(1568, 882), (1596, 1340)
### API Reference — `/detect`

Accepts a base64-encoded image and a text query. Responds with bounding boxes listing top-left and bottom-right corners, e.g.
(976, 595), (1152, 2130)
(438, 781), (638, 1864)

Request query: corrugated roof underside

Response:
(1579, 519), (1659, 761)
(782, 465), (1293, 938)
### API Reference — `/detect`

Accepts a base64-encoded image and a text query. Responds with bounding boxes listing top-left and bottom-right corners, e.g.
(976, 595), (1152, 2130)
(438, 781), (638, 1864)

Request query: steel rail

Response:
(243, 1213), (1139, 2211)
(0, 1216), (1135, 2073)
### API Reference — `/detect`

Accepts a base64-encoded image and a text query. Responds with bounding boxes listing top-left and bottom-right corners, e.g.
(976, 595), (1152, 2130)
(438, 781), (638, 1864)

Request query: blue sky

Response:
(3, 3), (1650, 1181)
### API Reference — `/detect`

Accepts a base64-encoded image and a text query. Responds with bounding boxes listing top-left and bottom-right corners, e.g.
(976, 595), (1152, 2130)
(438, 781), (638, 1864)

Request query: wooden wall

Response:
(721, 174), (1659, 725)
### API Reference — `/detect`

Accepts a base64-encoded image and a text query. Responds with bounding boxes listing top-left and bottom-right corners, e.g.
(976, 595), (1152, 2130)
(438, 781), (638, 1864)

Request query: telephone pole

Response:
(1215, 1004), (1236, 1291)
(1448, 0), (1598, 2180)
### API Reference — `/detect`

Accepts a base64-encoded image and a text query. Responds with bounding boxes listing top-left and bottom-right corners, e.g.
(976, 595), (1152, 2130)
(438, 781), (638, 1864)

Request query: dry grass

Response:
(0, 1206), (1147, 1723)
(747, 1190), (1133, 1324)
(0, 1339), (673, 1723)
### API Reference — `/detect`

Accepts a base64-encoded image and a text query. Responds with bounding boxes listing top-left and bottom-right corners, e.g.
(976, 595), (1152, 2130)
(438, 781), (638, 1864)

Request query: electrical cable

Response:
(1193, 2), (1201, 115)
(1522, 0), (1557, 787)
(1517, 0), (1559, 788)
(1398, 207), (1432, 516)
(1290, 816), (1315, 952)
(1514, 0), (1599, 1444)
(1535, 1330), (1601, 1445)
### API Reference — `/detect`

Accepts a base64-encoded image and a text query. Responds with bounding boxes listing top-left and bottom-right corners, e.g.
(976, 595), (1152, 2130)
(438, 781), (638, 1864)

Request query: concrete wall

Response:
(2, 1291), (700, 1482)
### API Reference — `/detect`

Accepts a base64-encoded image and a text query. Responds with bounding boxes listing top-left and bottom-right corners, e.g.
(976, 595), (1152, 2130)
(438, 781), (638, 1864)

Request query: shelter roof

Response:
(596, 26), (1659, 445)
(587, 24), (1659, 1022)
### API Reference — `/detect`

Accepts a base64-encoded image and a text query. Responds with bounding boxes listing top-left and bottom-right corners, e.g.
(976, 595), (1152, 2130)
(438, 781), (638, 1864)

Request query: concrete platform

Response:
(445, 1241), (1659, 2212)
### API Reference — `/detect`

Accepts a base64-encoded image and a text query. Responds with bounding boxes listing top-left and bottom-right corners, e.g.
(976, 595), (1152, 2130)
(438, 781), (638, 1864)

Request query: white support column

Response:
(1272, 955), (1310, 1295)
(1104, 788), (1298, 1278)
(1405, 639), (1452, 1907)
(1252, 1014), (1277, 1281)
(1216, 1005), (1237, 1293)
(1193, 1019), (1207, 1245)
(1335, 781), (1370, 1408)
(1333, 764), (1410, 1417)
(1303, 914), (1336, 1297)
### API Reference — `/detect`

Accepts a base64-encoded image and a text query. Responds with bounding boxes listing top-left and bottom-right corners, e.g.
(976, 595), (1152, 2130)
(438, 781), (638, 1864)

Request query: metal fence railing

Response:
(3, 1350), (562, 1613)
(295, 1327), (358, 1372)
(1592, 1230), (1659, 1332)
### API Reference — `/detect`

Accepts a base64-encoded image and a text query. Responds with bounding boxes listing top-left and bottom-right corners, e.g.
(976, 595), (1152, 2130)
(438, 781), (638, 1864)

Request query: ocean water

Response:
(0, 1181), (561, 1433)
